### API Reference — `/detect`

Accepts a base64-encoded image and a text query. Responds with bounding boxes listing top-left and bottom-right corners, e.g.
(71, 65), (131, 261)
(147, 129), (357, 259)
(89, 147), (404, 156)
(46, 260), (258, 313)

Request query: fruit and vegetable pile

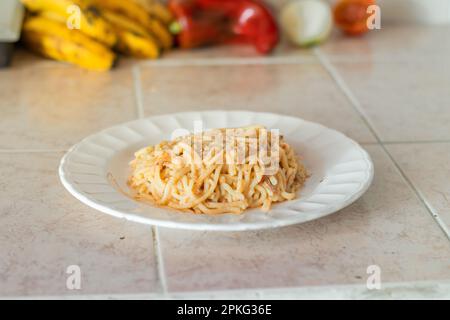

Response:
(19, 0), (377, 71)
(21, 0), (174, 70)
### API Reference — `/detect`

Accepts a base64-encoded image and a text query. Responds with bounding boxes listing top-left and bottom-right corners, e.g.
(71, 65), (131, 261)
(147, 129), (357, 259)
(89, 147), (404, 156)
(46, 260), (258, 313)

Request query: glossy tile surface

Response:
(387, 143), (450, 229)
(2, 24), (450, 298)
(158, 146), (450, 292)
(0, 153), (159, 296)
(140, 63), (376, 143)
(321, 26), (450, 62)
(331, 60), (450, 142)
(159, 40), (315, 63)
(0, 66), (136, 150)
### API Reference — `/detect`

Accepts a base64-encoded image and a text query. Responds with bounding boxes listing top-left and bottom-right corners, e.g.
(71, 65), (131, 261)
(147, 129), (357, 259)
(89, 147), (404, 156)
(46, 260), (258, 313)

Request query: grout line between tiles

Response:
(382, 150), (450, 241)
(381, 140), (450, 145)
(11, 55), (317, 70)
(152, 226), (169, 295)
(0, 149), (67, 153)
(8, 279), (450, 299)
(132, 65), (145, 119)
(358, 140), (450, 146)
(314, 55), (448, 64)
(137, 55), (317, 68)
(133, 65), (168, 294)
(314, 47), (450, 242)
(313, 48), (383, 140)
(413, 188), (450, 237)
(359, 142), (381, 146)
(12, 54), (442, 70)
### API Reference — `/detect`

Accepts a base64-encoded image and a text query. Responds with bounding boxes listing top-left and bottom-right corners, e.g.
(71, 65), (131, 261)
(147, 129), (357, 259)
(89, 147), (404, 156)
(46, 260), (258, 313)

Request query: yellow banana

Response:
(22, 16), (115, 71)
(101, 10), (160, 59)
(21, 0), (76, 13)
(114, 30), (160, 59)
(146, 19), (173, 50)
(86, 0), (173, 49)
(101, 9), (149, 36)
(21, 0), (117, 47)
(133, 0), (174, 25)
(87, 0), (150, 26)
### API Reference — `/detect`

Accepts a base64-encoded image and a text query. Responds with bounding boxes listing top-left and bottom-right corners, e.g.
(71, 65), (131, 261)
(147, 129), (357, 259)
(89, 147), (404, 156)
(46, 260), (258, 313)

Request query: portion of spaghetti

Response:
(128, 126), (308, 214)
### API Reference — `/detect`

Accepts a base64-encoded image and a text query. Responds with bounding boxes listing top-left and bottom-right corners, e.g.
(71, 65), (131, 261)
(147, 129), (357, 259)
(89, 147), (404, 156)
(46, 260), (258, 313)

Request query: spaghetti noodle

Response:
(128, 126), (308, 214)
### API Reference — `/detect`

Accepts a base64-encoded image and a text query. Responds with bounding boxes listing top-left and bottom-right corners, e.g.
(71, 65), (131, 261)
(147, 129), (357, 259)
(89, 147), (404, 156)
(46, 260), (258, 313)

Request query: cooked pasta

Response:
(128, 126), (308, 214)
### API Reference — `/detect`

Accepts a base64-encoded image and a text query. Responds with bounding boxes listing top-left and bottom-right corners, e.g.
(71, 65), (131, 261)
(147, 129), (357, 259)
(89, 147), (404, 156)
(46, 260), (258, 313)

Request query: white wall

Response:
(265, 0), (450, 25)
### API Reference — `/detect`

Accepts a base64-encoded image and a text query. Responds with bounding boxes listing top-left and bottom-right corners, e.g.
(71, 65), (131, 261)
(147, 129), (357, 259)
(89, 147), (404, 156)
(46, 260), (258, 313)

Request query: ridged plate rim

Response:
(59, 110), (374, 231)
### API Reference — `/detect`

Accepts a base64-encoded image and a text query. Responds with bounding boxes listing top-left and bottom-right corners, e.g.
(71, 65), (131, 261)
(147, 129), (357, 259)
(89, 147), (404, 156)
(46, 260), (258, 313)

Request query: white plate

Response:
(59, 111), (374, 231)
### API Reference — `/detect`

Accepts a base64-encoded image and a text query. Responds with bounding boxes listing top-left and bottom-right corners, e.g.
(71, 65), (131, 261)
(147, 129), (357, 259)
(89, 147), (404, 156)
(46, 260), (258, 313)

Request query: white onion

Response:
(280, 0), (333, 47)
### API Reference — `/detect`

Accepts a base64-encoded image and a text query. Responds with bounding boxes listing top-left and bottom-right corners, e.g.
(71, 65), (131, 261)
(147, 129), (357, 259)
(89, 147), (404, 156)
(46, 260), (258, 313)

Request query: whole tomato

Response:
(334, 0), (376, 36)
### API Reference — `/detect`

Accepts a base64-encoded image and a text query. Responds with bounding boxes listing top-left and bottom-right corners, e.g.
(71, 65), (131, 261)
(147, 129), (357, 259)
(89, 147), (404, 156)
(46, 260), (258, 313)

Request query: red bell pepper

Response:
(168, 0), (279, 54)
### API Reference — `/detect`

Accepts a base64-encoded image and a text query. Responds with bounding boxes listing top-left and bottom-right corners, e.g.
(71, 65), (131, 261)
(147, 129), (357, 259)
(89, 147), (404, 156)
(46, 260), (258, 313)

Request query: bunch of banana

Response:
(20, 0), (174, 71)
(23, 15), (116, 71)
(86, 0), (174, 50)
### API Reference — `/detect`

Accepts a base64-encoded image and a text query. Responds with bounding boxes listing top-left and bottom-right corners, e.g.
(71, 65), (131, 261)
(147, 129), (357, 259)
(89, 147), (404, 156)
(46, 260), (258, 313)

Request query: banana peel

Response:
(87, 0), (173, 49)
(114, 30), (160, 59)
(101, 10), (160, 59)
(22, 16), (116, 71)
(21, 0), (117, 47)
(133, 0), (174, 25)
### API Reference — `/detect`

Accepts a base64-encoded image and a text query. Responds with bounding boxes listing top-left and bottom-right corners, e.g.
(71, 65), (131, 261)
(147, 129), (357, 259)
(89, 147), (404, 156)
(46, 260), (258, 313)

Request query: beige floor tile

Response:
(159, 41), (315, 63)
(0, 66), (136, 150)
(0, 153), (159, 296)
(332, 60), (450, 142)
(10, 48), (66, 69)
(157, 145), (450, 292)
(140, 63), (376, 143)
(321, 25), (450, 62)
(387, 143), (450, 229)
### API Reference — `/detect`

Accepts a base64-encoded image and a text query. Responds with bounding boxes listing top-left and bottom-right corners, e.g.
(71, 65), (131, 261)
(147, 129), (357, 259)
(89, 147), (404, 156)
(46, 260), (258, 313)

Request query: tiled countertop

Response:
(1, 25), (450, 299)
